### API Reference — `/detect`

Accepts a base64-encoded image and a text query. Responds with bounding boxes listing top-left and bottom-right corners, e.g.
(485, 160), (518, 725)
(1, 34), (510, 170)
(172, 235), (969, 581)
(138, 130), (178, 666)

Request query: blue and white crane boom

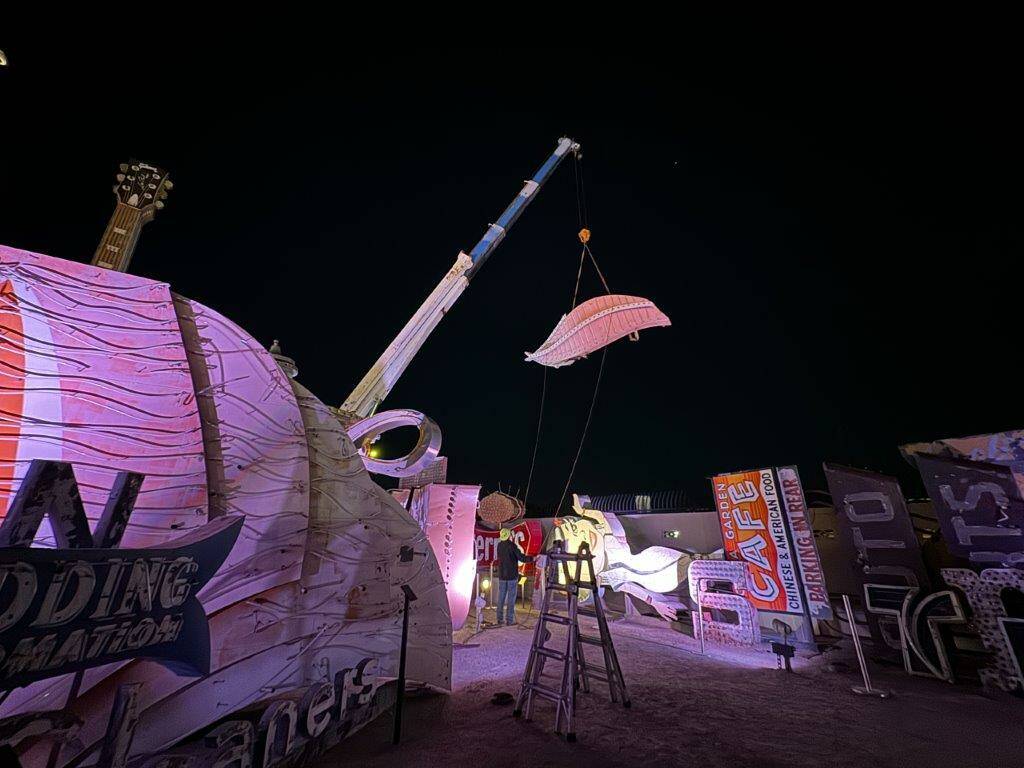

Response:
(341, 137), (580, 418)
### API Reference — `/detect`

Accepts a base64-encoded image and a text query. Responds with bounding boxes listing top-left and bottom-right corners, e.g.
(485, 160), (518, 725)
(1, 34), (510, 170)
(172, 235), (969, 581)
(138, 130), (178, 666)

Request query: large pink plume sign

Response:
(525, 294), (671, 368)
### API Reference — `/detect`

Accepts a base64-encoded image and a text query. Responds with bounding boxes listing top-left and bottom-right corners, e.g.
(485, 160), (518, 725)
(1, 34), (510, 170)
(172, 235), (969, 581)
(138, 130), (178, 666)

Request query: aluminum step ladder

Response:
(513, 540), (629, 741)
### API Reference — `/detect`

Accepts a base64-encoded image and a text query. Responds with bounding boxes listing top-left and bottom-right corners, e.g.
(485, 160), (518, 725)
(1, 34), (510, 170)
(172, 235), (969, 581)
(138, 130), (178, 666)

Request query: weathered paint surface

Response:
(525, 294), (670, 368)
(392, 483), (480, 630)
(174, 296), (310, 613)
(0, 245), (451, 767)
(0, 246), (207, 542)
(551, 498), (706, 621)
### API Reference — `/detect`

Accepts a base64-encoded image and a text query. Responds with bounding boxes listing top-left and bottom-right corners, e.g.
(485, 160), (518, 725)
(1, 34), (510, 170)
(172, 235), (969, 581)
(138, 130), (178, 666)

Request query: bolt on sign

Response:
(712, 469), (805, 614)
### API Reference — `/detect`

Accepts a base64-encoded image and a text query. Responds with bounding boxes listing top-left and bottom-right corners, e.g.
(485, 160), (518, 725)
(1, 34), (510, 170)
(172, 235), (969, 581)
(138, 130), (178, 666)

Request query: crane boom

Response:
(340, 137), (580, 418)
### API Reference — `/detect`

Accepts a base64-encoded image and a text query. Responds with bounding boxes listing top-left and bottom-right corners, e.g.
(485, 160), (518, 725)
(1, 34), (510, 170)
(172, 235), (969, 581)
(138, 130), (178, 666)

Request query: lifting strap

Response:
(525, 151), (611, 511)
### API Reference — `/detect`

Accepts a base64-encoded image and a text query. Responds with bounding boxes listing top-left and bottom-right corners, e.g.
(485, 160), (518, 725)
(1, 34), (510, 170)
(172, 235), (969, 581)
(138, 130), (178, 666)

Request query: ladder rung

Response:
(540, 612), (571, 625)
(546, 581), (598, 591)
(545, 551), (593, 561)
(536, 647), (566, 661)
(520, 570), (627, 735)
(526, 683), (564, 701)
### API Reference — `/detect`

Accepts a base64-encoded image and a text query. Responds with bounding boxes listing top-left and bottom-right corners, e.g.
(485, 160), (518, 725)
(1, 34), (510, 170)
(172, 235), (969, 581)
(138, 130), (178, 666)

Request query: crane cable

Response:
(522, 367), (547, 504)
(524, 149), (610, 513)
(554, 346), (608, 516)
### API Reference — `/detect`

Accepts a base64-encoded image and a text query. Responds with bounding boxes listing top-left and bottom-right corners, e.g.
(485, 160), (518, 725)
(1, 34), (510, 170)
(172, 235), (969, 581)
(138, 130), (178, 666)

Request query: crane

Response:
(340, 137), (580, 419)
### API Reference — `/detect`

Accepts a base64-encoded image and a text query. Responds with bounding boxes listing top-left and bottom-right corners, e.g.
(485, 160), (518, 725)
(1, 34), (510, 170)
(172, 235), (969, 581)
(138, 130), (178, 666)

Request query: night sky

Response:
(2, 45), (1020, 511)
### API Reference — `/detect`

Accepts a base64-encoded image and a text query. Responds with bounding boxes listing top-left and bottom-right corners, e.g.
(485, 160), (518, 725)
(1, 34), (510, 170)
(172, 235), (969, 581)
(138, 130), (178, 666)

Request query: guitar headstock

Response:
(113, 161), (172, 221)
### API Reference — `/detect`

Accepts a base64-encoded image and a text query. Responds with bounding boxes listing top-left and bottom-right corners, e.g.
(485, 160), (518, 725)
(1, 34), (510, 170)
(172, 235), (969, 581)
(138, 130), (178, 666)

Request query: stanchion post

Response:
(393, 584), (418, 744)
(842, 594), (889, 698)
(474, 572), (483, 631)
(696, 577), (706, 654)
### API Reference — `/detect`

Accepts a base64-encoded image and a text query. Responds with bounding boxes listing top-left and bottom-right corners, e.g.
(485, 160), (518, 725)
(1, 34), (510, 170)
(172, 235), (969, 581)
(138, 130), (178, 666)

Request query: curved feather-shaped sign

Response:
(525, 294), (671, 368)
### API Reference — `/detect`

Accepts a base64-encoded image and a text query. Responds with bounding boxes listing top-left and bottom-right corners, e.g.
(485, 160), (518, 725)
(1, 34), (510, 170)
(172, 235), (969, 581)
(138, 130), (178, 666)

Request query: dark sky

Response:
(2, 45), (1020, 511)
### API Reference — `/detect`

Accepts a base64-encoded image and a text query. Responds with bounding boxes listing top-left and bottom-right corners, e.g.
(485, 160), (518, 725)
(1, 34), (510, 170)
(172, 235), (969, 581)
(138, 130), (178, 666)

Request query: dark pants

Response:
(497, 579), (518, 623)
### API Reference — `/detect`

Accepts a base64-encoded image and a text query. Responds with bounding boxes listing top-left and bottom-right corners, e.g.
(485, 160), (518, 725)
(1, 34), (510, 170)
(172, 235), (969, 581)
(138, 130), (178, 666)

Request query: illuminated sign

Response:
(475, 521), (542, 571)
(0, 246), (452, 768)
(713, 469), (803, 614)
(776, 466), (832, 620)
(550, 500), (700, 622)
(687, 560), (761, 647)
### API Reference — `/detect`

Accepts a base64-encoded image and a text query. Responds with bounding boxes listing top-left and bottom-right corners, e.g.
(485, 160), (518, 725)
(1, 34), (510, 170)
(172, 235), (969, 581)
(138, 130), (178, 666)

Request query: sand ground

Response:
(318, 606), (1024, 768)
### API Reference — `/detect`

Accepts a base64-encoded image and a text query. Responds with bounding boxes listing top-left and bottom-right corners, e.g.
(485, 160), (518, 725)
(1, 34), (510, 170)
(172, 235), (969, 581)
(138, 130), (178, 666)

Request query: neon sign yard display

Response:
(0, 460), (243, 689)
(550, 499), (710, 622)
(0, 517), (241, 689)
(475, 521), (543, 573)
(825, 457), (1024, 691)
(776, 467), (831, 620)
(713, 469), (804, 613)
(0, 245), (453, 768)
(83, 658), (388, 768)
(687, 560), (760, 647)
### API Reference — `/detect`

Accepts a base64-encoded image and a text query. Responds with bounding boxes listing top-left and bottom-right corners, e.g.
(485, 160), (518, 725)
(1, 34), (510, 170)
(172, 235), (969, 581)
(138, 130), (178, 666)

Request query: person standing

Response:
(496, 528), (534, 625)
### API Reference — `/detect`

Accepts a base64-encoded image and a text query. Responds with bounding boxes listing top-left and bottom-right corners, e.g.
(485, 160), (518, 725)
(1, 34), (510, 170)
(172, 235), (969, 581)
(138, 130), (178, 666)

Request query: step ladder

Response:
(513, 540), (629, 741)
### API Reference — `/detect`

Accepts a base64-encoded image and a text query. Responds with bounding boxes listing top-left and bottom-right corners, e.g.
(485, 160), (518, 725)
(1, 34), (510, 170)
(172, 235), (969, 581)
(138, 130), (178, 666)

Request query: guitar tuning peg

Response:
(154, 200), (165, 210)
(158, 190), (168, 200)
(163, 180), (174, 191)
(119, 163), (129, 172)
(116, 174), (126, 183)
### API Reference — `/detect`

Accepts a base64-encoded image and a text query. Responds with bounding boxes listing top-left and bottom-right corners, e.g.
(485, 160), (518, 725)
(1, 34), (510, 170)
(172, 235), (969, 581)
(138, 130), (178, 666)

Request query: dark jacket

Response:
(497, 538), (534, 580)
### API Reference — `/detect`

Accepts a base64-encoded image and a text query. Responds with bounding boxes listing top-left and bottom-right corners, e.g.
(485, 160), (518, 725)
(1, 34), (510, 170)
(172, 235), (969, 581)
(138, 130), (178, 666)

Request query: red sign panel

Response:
(474, 520), (543, 574)
(712, 469), (804, 615)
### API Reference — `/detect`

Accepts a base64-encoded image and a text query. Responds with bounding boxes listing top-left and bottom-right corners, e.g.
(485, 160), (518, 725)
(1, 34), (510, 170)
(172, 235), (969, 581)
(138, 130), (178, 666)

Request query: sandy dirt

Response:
(318, 607), (1024, 768)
